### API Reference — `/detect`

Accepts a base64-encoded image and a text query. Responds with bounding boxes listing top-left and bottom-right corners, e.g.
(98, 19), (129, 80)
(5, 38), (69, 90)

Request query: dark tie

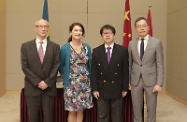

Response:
(140, 38), (144, 61)
(107, 47), (111, 64)
(38, 42), (44, 63)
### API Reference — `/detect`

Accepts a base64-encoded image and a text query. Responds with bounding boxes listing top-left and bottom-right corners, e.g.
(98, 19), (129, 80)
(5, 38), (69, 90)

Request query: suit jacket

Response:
(21, 39), (60, 96)
(91, 43), (129, 99)
(128, 35), (164, 86)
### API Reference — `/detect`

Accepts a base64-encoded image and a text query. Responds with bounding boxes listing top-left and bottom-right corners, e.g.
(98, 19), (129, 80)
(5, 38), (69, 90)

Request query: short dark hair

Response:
(134, 17), (149, 27)
(100, 24), (116, 35)
(68, 22), (85, 42)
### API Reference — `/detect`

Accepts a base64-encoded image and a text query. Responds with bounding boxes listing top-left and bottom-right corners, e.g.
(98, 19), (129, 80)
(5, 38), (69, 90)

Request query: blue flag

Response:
(42, 0), (50, 40)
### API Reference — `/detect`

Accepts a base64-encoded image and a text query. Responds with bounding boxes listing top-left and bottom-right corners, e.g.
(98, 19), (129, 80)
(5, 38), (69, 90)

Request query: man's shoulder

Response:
(114, 43), (124, 48)
(149, 36), (160, 42)
(128, 39), (137, 48)
(129, 39), (136, 44)
(48, 40), (59, 46)
(93, 44), (104, 52)
(22, 39), (35, 46)
(114, 43), (127, 51)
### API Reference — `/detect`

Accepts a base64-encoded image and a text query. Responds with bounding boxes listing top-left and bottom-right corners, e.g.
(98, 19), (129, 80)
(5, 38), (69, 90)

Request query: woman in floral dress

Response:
(59, 22), (93, 122)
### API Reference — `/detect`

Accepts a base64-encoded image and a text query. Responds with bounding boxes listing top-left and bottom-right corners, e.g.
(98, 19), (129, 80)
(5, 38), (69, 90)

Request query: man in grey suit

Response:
(21, 19), (60, 122)
(128, 17), (164, 122)
(91, 24), (129, 122)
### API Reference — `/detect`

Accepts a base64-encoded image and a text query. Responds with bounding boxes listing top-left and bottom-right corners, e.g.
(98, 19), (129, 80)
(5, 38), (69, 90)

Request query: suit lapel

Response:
(30, 39), (42, 64)
(30, 39), (51, 65)
(99, 44), (107, 65)
(42, 41), (51, 65)
(105, 44), (119, 75)
(142, 36), (152, 62)
(133, 39), (141, 63)
(100, 43), (121, 68)
(106, 44), (119, 75)
(110, 43), (118, 67)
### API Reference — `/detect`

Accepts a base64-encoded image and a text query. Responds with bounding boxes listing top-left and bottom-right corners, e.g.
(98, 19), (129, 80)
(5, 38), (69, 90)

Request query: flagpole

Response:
(147, 4), (153, 36)
(86, 0), (88, 34)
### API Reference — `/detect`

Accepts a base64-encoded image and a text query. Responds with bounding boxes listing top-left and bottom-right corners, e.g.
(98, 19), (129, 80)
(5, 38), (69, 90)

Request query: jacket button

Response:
(115, 73), (117, 74)
(117, 64), (120, 66)
(112, 81), (114, 83)
(98, 64), (100, 66)
(101, 72), (102, 74)
(104, 80), (106, 83)
(141, 65), (142, 66)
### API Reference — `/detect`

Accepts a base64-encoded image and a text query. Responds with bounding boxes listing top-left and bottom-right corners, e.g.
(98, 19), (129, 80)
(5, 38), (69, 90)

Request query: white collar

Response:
(105, 42), (114, 49)
(35, 38), (47, 44)
(139, 34), (149, 41)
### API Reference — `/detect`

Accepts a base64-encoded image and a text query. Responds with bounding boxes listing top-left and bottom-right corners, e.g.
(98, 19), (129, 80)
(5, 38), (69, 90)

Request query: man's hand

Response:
(152, 85), (162, 92)
(129, 83), (131, 90)
(93, 91), (100, 99)
(38, 81), (48, 90)
(122, 91), (127, 97)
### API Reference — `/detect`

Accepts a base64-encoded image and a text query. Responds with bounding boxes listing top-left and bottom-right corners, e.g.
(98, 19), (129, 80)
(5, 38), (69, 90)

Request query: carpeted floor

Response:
(0, 93), (20, 122)
(0, 91), (187, 122)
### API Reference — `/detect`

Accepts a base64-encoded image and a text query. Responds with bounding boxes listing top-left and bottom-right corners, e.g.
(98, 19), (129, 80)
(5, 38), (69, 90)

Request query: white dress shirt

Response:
(105, 43), (114, 58)
(35, 38), (47, 55)
(137, 35), (149, 57)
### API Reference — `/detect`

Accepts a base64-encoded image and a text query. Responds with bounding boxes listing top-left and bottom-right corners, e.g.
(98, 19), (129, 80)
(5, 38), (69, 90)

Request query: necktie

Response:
(38, 42), (44, 63)
(107, 47), (111, 64)
(140, 38), (144, 61)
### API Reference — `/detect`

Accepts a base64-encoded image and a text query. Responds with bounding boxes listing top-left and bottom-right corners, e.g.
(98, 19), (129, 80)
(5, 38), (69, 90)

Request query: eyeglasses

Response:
(102, 32), (114, 36)
(136, 24), (148, 29)
(35, 25), (49, 29)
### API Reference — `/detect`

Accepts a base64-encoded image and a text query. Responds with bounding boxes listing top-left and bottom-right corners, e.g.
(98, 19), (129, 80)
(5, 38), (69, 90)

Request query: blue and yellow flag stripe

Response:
(42, 0), (50, 40)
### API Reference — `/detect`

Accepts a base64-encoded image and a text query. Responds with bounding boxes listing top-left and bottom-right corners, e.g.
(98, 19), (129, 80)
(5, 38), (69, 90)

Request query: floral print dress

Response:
(64, 43), (93, 111)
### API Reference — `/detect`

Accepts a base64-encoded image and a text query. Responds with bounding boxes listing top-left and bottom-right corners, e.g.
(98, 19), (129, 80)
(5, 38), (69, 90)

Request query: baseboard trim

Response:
(164, 91), (187, 106)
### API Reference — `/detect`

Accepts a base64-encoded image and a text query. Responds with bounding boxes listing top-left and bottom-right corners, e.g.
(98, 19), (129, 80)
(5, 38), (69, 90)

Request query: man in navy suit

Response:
(21, 19), (60, 122)
(91, 24), (129, 122)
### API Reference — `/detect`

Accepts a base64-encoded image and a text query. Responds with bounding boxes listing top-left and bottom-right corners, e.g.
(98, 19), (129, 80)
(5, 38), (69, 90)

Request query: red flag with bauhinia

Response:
(147, 8), (153, 36)
(123, 0), (132, 48)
